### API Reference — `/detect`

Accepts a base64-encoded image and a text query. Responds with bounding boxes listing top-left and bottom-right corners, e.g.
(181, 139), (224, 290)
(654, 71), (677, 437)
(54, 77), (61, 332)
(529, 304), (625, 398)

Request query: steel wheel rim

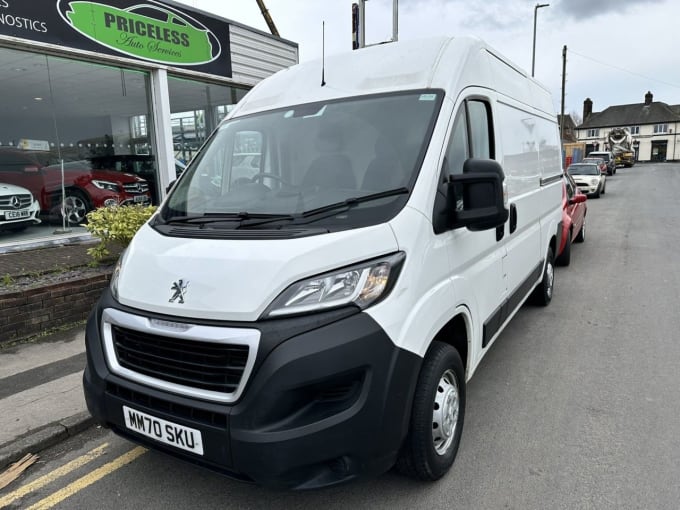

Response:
(432, 368), (459, 455)
(582, 221), (586, 241)
(64, 196), (87, 224)
(546, 260), (554, 299)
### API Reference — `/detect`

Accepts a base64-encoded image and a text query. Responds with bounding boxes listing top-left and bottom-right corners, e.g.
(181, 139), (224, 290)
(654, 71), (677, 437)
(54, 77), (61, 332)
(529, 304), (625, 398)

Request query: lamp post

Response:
(531, 3), (549, 77)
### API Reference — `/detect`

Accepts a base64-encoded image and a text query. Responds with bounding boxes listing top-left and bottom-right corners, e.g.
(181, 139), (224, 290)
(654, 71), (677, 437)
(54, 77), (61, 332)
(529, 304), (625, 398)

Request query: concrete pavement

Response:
(0, 326), (94, 470)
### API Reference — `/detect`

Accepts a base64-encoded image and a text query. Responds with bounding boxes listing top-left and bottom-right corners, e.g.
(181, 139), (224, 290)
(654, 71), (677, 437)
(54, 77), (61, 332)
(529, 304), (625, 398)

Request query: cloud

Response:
(554, 0), (666, 19)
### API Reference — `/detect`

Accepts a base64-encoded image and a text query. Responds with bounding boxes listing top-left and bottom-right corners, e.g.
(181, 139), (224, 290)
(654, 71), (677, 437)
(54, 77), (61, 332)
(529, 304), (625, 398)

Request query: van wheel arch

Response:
(396, 313), (469, 479)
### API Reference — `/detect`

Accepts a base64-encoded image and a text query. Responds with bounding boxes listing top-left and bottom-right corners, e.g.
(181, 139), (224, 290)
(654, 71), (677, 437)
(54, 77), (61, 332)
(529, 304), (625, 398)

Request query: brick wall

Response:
(0, 272), (112, 345)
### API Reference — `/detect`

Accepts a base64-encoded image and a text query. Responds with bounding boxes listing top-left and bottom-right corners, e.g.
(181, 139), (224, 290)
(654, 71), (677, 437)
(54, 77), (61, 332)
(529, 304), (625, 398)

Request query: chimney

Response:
(583, 98), (593, 120)
(645, 91), (653, 106)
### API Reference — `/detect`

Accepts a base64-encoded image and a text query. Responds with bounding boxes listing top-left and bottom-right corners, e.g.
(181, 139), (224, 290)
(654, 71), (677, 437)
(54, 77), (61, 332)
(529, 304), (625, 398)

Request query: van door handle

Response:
(509, 204), (518, 234)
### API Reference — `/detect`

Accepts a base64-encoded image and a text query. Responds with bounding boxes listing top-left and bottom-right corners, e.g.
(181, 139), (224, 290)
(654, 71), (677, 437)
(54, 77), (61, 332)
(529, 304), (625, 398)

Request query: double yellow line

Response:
(0, 443), (146, 509)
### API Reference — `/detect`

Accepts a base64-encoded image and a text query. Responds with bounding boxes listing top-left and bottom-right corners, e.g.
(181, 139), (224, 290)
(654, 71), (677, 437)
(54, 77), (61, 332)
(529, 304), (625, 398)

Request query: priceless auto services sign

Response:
(0, 0), (231, 77)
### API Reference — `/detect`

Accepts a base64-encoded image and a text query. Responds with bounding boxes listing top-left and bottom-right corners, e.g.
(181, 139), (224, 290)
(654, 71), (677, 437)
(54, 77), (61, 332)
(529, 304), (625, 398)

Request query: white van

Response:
(84, 36), (563, 489)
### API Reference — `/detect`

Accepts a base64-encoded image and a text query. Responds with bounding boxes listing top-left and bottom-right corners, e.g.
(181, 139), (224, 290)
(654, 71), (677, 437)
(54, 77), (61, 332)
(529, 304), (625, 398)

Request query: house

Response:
(575, 92), (680, 162)
(558, 114), (578, 143)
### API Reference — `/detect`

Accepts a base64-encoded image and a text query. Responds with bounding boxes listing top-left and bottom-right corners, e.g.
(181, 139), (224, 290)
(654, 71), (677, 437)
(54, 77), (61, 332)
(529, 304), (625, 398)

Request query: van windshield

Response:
(158, 90), (443, 231)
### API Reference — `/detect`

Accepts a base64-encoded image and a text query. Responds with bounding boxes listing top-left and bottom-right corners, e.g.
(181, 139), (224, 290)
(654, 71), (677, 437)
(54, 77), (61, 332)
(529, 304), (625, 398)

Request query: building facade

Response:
(575, 92), (680, 162)
(0, 0), (297, 247)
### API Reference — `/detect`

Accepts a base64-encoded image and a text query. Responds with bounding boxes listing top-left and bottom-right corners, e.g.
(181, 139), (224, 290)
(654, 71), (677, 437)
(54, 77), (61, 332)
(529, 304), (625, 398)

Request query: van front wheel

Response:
(396, 342), (465, 481)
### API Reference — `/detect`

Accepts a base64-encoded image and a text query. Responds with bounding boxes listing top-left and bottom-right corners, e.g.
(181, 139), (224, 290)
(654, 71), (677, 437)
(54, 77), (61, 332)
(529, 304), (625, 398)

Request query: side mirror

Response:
(569, 194), (587, 205)
(447, 159), (509, 231)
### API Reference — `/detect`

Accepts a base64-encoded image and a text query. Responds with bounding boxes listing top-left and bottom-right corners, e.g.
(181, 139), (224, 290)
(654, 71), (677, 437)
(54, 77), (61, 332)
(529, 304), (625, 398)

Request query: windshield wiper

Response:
(162, 212), (293, 226)
(300, 187), (410, 218)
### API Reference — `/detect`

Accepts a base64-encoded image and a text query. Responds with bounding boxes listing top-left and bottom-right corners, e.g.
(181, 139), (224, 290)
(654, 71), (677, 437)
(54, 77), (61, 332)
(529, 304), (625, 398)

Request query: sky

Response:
(174, 0), (679, 123)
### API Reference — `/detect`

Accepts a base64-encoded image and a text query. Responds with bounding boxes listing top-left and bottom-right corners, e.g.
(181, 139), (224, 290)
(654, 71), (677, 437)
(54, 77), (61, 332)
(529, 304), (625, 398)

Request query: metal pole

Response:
(392, 0), (398, 42)
(531, 3), (549, 77)
(359, 0), (366, 48)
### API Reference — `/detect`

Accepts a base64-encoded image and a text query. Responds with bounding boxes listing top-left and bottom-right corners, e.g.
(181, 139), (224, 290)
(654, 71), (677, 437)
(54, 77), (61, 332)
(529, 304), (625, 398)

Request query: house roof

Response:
(577, 101), (680, 129)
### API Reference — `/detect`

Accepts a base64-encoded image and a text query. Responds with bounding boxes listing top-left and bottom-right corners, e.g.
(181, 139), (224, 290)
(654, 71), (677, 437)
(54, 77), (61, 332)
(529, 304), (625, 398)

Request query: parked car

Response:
(587, 150), (616, 175)
(581, 157), (608, 176)
(0, 148), (151, 225)
(557, 173), (587, 266)
(89, 154), (188, 204)
(567, 162), (606, 198)
(0, 182), (41, 232)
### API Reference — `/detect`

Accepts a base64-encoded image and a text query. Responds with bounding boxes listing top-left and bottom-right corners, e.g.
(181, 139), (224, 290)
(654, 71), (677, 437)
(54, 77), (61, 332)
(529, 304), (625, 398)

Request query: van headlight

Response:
(109, 249), (126, 300)
(264, 252), (405, 318)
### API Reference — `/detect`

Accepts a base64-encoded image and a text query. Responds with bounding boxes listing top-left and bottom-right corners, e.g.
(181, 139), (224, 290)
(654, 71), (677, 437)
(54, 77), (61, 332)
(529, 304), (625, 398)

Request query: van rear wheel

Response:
(396, 342), (465, 481)
(530, 247), (554, 306)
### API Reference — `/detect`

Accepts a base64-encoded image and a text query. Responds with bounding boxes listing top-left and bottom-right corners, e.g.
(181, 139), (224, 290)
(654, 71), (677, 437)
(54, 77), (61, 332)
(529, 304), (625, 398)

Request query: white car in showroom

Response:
(567, 162), (606, 198)
(0, 182), (41, 232)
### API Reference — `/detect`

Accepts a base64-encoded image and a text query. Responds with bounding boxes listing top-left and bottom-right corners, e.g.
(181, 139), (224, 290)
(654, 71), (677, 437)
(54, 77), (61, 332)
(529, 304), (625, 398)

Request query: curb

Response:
(0, 412), (95, 469)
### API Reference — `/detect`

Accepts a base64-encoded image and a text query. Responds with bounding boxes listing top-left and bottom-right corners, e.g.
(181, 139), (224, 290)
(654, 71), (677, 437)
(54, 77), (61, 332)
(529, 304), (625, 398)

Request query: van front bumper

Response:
(83, 290), (421, 489)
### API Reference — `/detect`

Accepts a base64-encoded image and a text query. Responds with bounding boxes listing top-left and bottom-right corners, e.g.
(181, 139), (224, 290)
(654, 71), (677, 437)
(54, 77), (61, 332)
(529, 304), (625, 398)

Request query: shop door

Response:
(651, 141), (667, 162)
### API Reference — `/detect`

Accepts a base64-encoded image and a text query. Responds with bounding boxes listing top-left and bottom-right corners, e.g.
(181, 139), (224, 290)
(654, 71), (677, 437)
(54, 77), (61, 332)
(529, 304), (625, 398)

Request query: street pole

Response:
(531, 3), (549, 77)
(560, 45), (567, 166)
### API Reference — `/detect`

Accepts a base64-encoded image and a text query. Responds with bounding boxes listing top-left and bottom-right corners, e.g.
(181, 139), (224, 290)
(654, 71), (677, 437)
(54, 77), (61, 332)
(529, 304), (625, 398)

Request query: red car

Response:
(0, 149), (151, 225)
(581, 157), (608, 176)
(557, 173), (587, 266)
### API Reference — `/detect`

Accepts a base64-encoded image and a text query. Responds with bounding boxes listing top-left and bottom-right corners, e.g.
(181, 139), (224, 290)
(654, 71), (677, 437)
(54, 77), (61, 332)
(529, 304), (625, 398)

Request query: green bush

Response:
(84, 204), (157, 265)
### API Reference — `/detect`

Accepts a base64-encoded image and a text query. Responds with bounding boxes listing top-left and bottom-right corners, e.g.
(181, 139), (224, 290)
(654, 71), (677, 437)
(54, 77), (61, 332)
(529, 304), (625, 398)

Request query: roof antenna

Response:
(321, 21), (326, 87)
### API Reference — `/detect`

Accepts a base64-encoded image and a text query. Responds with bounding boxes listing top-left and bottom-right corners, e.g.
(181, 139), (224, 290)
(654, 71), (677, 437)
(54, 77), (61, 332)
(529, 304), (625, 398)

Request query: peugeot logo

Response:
(169, 279), (189, 304)
(10, 196), (21, 209)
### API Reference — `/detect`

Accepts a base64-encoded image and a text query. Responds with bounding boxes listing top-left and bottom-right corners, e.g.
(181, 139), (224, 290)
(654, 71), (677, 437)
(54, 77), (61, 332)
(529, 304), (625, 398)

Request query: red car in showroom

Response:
(0, 148), (151, 225)
(557, 172), (587, 266)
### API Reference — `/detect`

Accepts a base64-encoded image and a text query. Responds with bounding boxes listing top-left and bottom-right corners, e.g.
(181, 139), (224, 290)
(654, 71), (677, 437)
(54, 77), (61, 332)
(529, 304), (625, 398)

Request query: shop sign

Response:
(0, 0), (231, 77)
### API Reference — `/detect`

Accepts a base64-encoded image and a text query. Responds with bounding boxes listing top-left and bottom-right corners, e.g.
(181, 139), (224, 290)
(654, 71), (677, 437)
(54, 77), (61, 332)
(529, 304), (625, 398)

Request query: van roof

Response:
(231, 36), (555, 119)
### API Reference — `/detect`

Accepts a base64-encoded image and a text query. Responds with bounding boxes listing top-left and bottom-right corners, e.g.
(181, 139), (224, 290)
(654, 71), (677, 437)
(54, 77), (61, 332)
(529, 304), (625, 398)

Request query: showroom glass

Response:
(167, 76), (249, 166)
(161, 91), (443, 226)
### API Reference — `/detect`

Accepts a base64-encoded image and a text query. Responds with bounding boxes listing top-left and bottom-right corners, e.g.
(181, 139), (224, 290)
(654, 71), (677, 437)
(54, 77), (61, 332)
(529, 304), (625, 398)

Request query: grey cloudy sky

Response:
(175, 0), (678, 122)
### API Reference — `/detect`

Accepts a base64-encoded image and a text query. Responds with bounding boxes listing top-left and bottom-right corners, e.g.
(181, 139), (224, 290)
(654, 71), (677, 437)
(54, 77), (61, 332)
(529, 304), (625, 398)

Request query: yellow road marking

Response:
(0, 443), (109, 508)
(25, 446), (146, 510)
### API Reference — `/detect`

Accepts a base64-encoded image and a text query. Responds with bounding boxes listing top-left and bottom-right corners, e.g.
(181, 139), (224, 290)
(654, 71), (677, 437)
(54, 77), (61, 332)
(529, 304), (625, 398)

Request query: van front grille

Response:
(112, 326), (249, 394)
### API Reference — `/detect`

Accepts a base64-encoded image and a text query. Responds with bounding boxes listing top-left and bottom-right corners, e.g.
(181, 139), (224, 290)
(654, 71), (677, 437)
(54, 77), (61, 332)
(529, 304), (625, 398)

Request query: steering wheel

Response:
(249, 172), (289, 186)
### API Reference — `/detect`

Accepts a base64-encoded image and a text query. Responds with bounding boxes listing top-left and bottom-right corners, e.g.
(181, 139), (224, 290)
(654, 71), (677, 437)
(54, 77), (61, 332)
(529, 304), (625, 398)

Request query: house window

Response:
(629, 126), (640, 135)
(654, 124), (668, 134)
(587, 128), (599, 138)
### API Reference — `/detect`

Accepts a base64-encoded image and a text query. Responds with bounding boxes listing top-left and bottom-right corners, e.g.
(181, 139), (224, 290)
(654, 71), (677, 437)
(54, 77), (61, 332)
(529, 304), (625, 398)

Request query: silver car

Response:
(567, 162), (606, 198)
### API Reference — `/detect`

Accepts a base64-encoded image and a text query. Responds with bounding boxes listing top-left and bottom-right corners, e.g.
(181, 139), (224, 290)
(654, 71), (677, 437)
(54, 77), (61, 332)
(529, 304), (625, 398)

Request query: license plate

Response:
(123, 406), (204, 455)
(5, 210), (29, 219)
(133, 195), (147, 203)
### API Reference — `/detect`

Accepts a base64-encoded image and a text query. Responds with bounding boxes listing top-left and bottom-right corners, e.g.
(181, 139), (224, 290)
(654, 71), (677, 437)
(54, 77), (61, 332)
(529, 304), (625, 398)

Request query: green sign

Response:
(64, 1), (219, 66)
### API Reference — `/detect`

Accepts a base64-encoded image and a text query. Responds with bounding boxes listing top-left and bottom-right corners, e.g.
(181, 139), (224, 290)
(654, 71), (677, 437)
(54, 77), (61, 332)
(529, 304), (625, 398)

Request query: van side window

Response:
(442, 99), (493, 179)
(434, 98), (494, 234)
(442, 108), (468, 178)
(467, 100), (493, 159)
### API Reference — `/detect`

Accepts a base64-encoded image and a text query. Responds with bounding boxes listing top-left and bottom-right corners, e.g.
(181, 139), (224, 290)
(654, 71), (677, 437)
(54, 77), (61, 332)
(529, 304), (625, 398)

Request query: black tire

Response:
(396, 342), (465, 481)
(62, 190), (90, 225)
(574, 217), (586, 243)
(593, 187), (601, 198)
(601, 182), (605, 195)
(530, 247), (554, 306)
(556, 231), (571, 267)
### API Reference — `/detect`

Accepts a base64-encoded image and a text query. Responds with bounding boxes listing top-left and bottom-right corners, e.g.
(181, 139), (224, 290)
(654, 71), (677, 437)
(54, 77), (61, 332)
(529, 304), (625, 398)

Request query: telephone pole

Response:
(560, 45), (567, 144)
